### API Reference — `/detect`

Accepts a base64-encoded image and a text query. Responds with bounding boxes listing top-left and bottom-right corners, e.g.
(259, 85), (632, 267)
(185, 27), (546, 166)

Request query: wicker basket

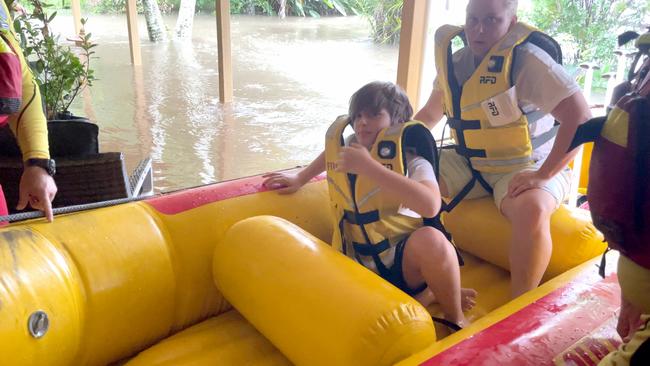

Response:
(0, 153), (129, 213)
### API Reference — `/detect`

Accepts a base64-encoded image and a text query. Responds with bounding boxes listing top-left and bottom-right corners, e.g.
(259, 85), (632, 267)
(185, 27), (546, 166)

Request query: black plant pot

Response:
(51, 111), (88, 121)
(0, 112), (98, 158)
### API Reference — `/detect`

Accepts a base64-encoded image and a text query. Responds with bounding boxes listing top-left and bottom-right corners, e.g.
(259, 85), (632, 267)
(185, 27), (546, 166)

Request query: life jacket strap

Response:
(352, 239), (391, 256)
(338, 216), (346, 255)
(423, 215), (464, 266)
(352, 239), (393, 280)
(343, 209), (380, 225)
(531, 122), (560, 150)
(448, 118), (487, 158)
(431, 316), (463, 332)
(598, 247), (611, 279)
(442, 161), (493, 214)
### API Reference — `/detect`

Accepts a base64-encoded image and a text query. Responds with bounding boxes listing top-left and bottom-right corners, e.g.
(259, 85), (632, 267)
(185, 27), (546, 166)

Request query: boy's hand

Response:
(336, 143), (378, 175)
(262, 172), (304, 194)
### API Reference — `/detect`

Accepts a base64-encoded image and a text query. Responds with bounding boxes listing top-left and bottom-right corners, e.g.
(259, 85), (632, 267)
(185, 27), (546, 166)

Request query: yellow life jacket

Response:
(324, 115), (442, 276)
(434, 22), (562, 174)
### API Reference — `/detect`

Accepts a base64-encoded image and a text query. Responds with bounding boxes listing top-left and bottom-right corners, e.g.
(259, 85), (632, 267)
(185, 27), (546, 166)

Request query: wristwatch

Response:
(25, 158), (56, 177)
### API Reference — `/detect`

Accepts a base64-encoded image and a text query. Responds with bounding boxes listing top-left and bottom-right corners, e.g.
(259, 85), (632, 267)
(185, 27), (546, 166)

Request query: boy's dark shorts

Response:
(381, 237), (427, 296)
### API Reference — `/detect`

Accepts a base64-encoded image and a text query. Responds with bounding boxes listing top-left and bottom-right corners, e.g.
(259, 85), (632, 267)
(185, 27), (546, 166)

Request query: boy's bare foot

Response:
(461, 288), (478, 311)
(415, 287), (478, 311)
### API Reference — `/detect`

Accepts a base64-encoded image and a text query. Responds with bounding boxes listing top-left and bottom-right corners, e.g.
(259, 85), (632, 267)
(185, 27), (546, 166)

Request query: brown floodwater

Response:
(51, 14), (398, 192)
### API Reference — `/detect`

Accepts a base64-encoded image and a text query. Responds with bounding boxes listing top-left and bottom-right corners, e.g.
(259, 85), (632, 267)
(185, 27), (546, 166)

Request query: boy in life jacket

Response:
(415, 0), (592, 298)
(263, 81), (477, 329)
(1, 0), (56, 221)
(571, 42), (650, 365)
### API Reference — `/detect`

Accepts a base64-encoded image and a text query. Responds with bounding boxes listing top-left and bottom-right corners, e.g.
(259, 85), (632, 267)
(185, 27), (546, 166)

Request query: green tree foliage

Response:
(525, 0), (649, 67)
(354, 0), (402, 44)
(227, 0), (403, 44)
(229, 0), (360, 17)
(85, 0), (362, 16)
(86, 0), (174, 14)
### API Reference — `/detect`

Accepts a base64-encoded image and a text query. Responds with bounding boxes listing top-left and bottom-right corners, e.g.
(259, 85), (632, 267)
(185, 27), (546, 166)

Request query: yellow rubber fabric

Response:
(0, 203), (179, 366)
(0, 177), (609, 365)
(27, 203), (177, 366)
(150, 181), (331, 333)
(0, 228), (83, 366)
(442, 198), (606, 279)
(212, 215), (436, 366)
(125, 311), (291, 366)
(0, 180), (332, 366)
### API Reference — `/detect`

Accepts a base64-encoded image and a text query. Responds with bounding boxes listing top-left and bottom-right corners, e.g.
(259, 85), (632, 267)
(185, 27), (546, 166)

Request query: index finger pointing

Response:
(43, 198), (54, 222)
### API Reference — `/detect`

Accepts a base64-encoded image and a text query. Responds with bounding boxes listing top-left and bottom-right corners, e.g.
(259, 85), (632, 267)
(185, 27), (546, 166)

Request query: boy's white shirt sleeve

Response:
(407, 155), (437, 184)
(344, 134), (356, 146)
(399, 155), (437, 218)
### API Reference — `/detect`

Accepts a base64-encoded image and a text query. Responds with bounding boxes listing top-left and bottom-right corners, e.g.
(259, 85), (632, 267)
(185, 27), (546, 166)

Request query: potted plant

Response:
(13, 0), (97, 121)
(7, 0), (99, 157)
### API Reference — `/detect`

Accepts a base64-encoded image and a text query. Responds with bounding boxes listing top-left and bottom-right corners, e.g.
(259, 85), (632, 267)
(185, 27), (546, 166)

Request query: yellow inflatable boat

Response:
(0, 171), (619, 365)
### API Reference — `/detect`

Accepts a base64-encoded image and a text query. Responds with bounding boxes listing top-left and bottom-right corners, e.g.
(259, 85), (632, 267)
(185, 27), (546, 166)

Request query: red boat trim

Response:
(421, 271), (621, 366)
(146, 172), (325, 215)
(553, 318), (621, 366)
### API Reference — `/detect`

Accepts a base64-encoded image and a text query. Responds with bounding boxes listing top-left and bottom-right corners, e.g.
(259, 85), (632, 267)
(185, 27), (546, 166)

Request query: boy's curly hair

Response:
(348, 81), (413, 126)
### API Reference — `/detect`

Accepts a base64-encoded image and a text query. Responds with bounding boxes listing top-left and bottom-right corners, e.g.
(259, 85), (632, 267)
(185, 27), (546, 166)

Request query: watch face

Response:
(47, 159), (56, 176)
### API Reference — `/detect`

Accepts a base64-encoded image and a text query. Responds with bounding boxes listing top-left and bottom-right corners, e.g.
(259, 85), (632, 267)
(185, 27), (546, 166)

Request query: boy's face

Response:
(465, 0), (516, 60)
(352, 108), (392, 148)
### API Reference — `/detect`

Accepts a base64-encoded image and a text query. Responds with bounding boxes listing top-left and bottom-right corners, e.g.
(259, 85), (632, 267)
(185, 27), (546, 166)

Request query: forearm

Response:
(537, 92), (591, 179)
(414, 89), (445, 130)
(536, 121), (581, 179)
(297, 151), (326, 185)
(364, 161), (441, 217)
(9, 85), (49, 160)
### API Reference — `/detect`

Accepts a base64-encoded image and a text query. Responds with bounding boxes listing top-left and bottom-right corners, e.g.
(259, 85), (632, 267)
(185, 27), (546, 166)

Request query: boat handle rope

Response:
(0, 166), (309, 223)
(0, 195), (148, 223)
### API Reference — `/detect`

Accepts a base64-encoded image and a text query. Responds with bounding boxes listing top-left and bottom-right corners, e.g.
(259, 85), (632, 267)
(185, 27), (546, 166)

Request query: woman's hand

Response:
(507, 170), (551, 198)
(617, 294), (644, 342)
(17, 166), (57, 222)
